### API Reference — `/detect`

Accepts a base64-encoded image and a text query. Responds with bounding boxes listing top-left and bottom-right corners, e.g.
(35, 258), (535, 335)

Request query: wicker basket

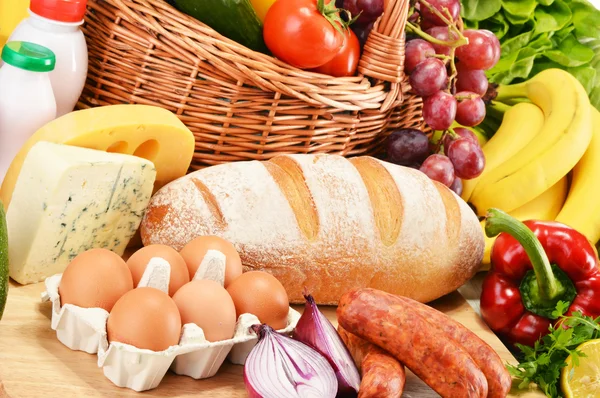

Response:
(77, 0), (424, 170)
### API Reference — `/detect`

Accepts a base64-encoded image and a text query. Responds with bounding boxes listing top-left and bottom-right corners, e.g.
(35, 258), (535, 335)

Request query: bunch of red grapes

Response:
(335, 0), (385, 46)
(385, 0), (501, 195)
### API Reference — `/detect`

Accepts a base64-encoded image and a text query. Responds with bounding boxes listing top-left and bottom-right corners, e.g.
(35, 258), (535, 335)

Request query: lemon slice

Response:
(562, 339), (600, 397)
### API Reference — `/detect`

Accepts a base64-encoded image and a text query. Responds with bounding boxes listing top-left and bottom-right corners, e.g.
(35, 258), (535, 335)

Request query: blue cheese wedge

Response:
(6, 142), (157, 285)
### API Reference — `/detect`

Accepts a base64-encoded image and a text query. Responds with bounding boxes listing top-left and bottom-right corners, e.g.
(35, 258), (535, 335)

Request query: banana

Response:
(555, 106), (600, 244)
(461, 102), (545, 202)
(469, 69), (593, 216)
(480, 176), (568, 269)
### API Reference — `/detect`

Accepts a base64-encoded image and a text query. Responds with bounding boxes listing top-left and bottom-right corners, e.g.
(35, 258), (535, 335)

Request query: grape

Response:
(455, 30), (497, 70)
(419, 154), (455, 187)
(422, 91), (457, 131)
(447, 139), (485, 179)
(426, 27), (458, 56)
(455, 91), (486, 127)
(450, 177), (463, 195)
(442, 127), (478, 151)
(409, 58), (447, 97)
(343, 0), (384, 25)
(480, 30), (501, 67)
(386, 128), (430, 166)
(405, 39), (436, 73)
(353, 21), (375, 46)
(419, 0), (460, 26)
(456, 63), (488, 96)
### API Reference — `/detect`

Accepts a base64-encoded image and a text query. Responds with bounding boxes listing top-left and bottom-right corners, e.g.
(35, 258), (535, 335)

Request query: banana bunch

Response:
(461, 69), (600, 268)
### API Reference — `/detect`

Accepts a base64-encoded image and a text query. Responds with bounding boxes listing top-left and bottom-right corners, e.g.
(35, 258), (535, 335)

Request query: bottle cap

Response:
(30, 0), (88, 23)
(1, 42), (56, 72)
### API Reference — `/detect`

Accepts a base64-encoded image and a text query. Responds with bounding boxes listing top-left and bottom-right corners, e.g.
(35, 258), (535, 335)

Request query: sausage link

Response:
(338, 325), (405, 398)
(396, 296), (512, 398)
(337, 288), (488, 398)
(338, 325), (370, 370)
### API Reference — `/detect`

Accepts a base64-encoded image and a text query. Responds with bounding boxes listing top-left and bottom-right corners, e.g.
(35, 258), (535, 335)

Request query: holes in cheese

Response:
(0, 105), (195, 210)
(107, 141), (129, 153)
(134, 139), (160, 162)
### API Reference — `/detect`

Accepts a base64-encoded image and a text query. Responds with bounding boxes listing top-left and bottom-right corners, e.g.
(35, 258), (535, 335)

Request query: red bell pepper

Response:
(480, 208), (600, 347)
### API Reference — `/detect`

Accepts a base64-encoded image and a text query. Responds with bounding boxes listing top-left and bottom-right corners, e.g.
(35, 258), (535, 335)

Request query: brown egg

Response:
(179, 236), (242, 287)
(107, 287), (182, 351)
(226, 271), (289, 330)
(127, 245), (190, 296)
(58, 248), (133, 312)
(172, 279), (237, 342)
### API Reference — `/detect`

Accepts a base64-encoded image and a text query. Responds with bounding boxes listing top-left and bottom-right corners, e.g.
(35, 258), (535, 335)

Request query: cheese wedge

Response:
(7, 142), (157, 285)
(0, 104), (195, 210)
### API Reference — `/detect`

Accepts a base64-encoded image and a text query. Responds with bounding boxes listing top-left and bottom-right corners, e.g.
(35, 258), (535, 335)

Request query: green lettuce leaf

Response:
(502, 0), (538, 25)
(460, 0), (502, 21)
(568, 0), (600, 39)
(533, 0), (572, 35)
(544, 33), (595, 67)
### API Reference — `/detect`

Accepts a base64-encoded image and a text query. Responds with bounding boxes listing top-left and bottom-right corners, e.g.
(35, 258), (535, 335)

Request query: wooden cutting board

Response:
(0, 281), (544, 397)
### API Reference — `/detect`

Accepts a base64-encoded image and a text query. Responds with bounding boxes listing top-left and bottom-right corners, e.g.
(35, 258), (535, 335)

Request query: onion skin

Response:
(244, 324), (338, 398)
(293, 293), (361, 398)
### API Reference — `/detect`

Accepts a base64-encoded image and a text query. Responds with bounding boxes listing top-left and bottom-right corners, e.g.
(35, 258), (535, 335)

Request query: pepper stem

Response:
(484, 208), (559, 301)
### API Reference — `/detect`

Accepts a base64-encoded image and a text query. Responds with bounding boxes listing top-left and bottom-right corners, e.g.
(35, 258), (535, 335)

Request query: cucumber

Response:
(169, 0), (268, 54)
(0, 202), (8, 320)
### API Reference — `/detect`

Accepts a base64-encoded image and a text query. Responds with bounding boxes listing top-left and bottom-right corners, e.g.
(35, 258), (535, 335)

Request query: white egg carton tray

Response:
(40, 251), (301, 392)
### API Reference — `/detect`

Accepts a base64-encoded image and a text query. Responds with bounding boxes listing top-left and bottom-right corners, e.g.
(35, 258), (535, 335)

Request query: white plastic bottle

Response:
(0, 41), (57, 182)
(8, 0), (88, 117)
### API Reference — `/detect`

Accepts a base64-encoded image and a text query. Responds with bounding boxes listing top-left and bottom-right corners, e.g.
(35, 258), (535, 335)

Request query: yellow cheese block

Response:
(0, 105), (195, 210)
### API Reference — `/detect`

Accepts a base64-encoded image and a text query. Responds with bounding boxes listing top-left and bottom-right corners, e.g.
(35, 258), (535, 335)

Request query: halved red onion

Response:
(293, 293), (361, 397)
(244, 324), (338, 398)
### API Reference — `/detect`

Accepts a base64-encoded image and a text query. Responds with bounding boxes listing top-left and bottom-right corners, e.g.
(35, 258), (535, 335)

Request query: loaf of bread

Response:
(140, 154), (484, 305)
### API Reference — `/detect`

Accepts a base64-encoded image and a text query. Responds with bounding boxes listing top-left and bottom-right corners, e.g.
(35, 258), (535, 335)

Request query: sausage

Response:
(338, 325), (371, 370)
(338, 325), (406, 398)
(396, 295), (512, 398)
(337, 288), (488, 398)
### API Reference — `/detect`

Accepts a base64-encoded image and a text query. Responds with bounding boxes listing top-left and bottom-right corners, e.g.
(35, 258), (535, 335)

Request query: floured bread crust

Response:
(140, 154), (484, 305)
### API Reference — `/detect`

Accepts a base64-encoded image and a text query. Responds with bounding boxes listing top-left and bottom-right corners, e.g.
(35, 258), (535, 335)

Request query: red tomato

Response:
(312, 29), (360, 77)
(263, 0), (345, 69)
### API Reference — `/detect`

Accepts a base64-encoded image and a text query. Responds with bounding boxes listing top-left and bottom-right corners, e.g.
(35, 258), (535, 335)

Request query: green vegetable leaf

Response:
(460, 0), (503, 21)
(502, 0), (538, 25)
(488, 47), (540, 84)
(534, 0), (572, 35)
(529, 34), (553, 52)
(569, 0), (600, 39)
(544, 33), (595, 67)
(551, 300), (570, 318)
(511, 48), (540, 79)
(500, 31), (534, 54)
(510, 302), (600, 398)
(590, 86), (600, 110)
(550, 25), (576, 47)
(567, 66), (597, 93)
(478, 12), (510, 40)
(538, 0), (555, 5)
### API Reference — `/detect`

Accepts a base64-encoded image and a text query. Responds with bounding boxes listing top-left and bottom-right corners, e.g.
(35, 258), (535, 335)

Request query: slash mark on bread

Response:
(350, 157), (402, 247)
(432, 181), (461, 245)
(264, 158), (319, 241)
(191, 178), (226, 230)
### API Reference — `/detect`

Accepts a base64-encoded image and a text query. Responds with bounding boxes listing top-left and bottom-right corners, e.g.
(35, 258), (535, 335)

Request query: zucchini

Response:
(168, 0), (268, 53)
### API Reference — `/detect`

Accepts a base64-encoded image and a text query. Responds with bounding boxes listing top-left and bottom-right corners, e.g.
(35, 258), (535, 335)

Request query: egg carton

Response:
(41, 251), (301, 392)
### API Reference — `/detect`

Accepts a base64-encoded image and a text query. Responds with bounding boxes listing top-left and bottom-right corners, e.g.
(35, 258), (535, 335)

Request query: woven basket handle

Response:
(358, 0), (410, 111)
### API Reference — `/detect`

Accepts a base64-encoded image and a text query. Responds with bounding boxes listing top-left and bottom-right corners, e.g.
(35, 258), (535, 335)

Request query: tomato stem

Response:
(317, 0), (352, 36)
